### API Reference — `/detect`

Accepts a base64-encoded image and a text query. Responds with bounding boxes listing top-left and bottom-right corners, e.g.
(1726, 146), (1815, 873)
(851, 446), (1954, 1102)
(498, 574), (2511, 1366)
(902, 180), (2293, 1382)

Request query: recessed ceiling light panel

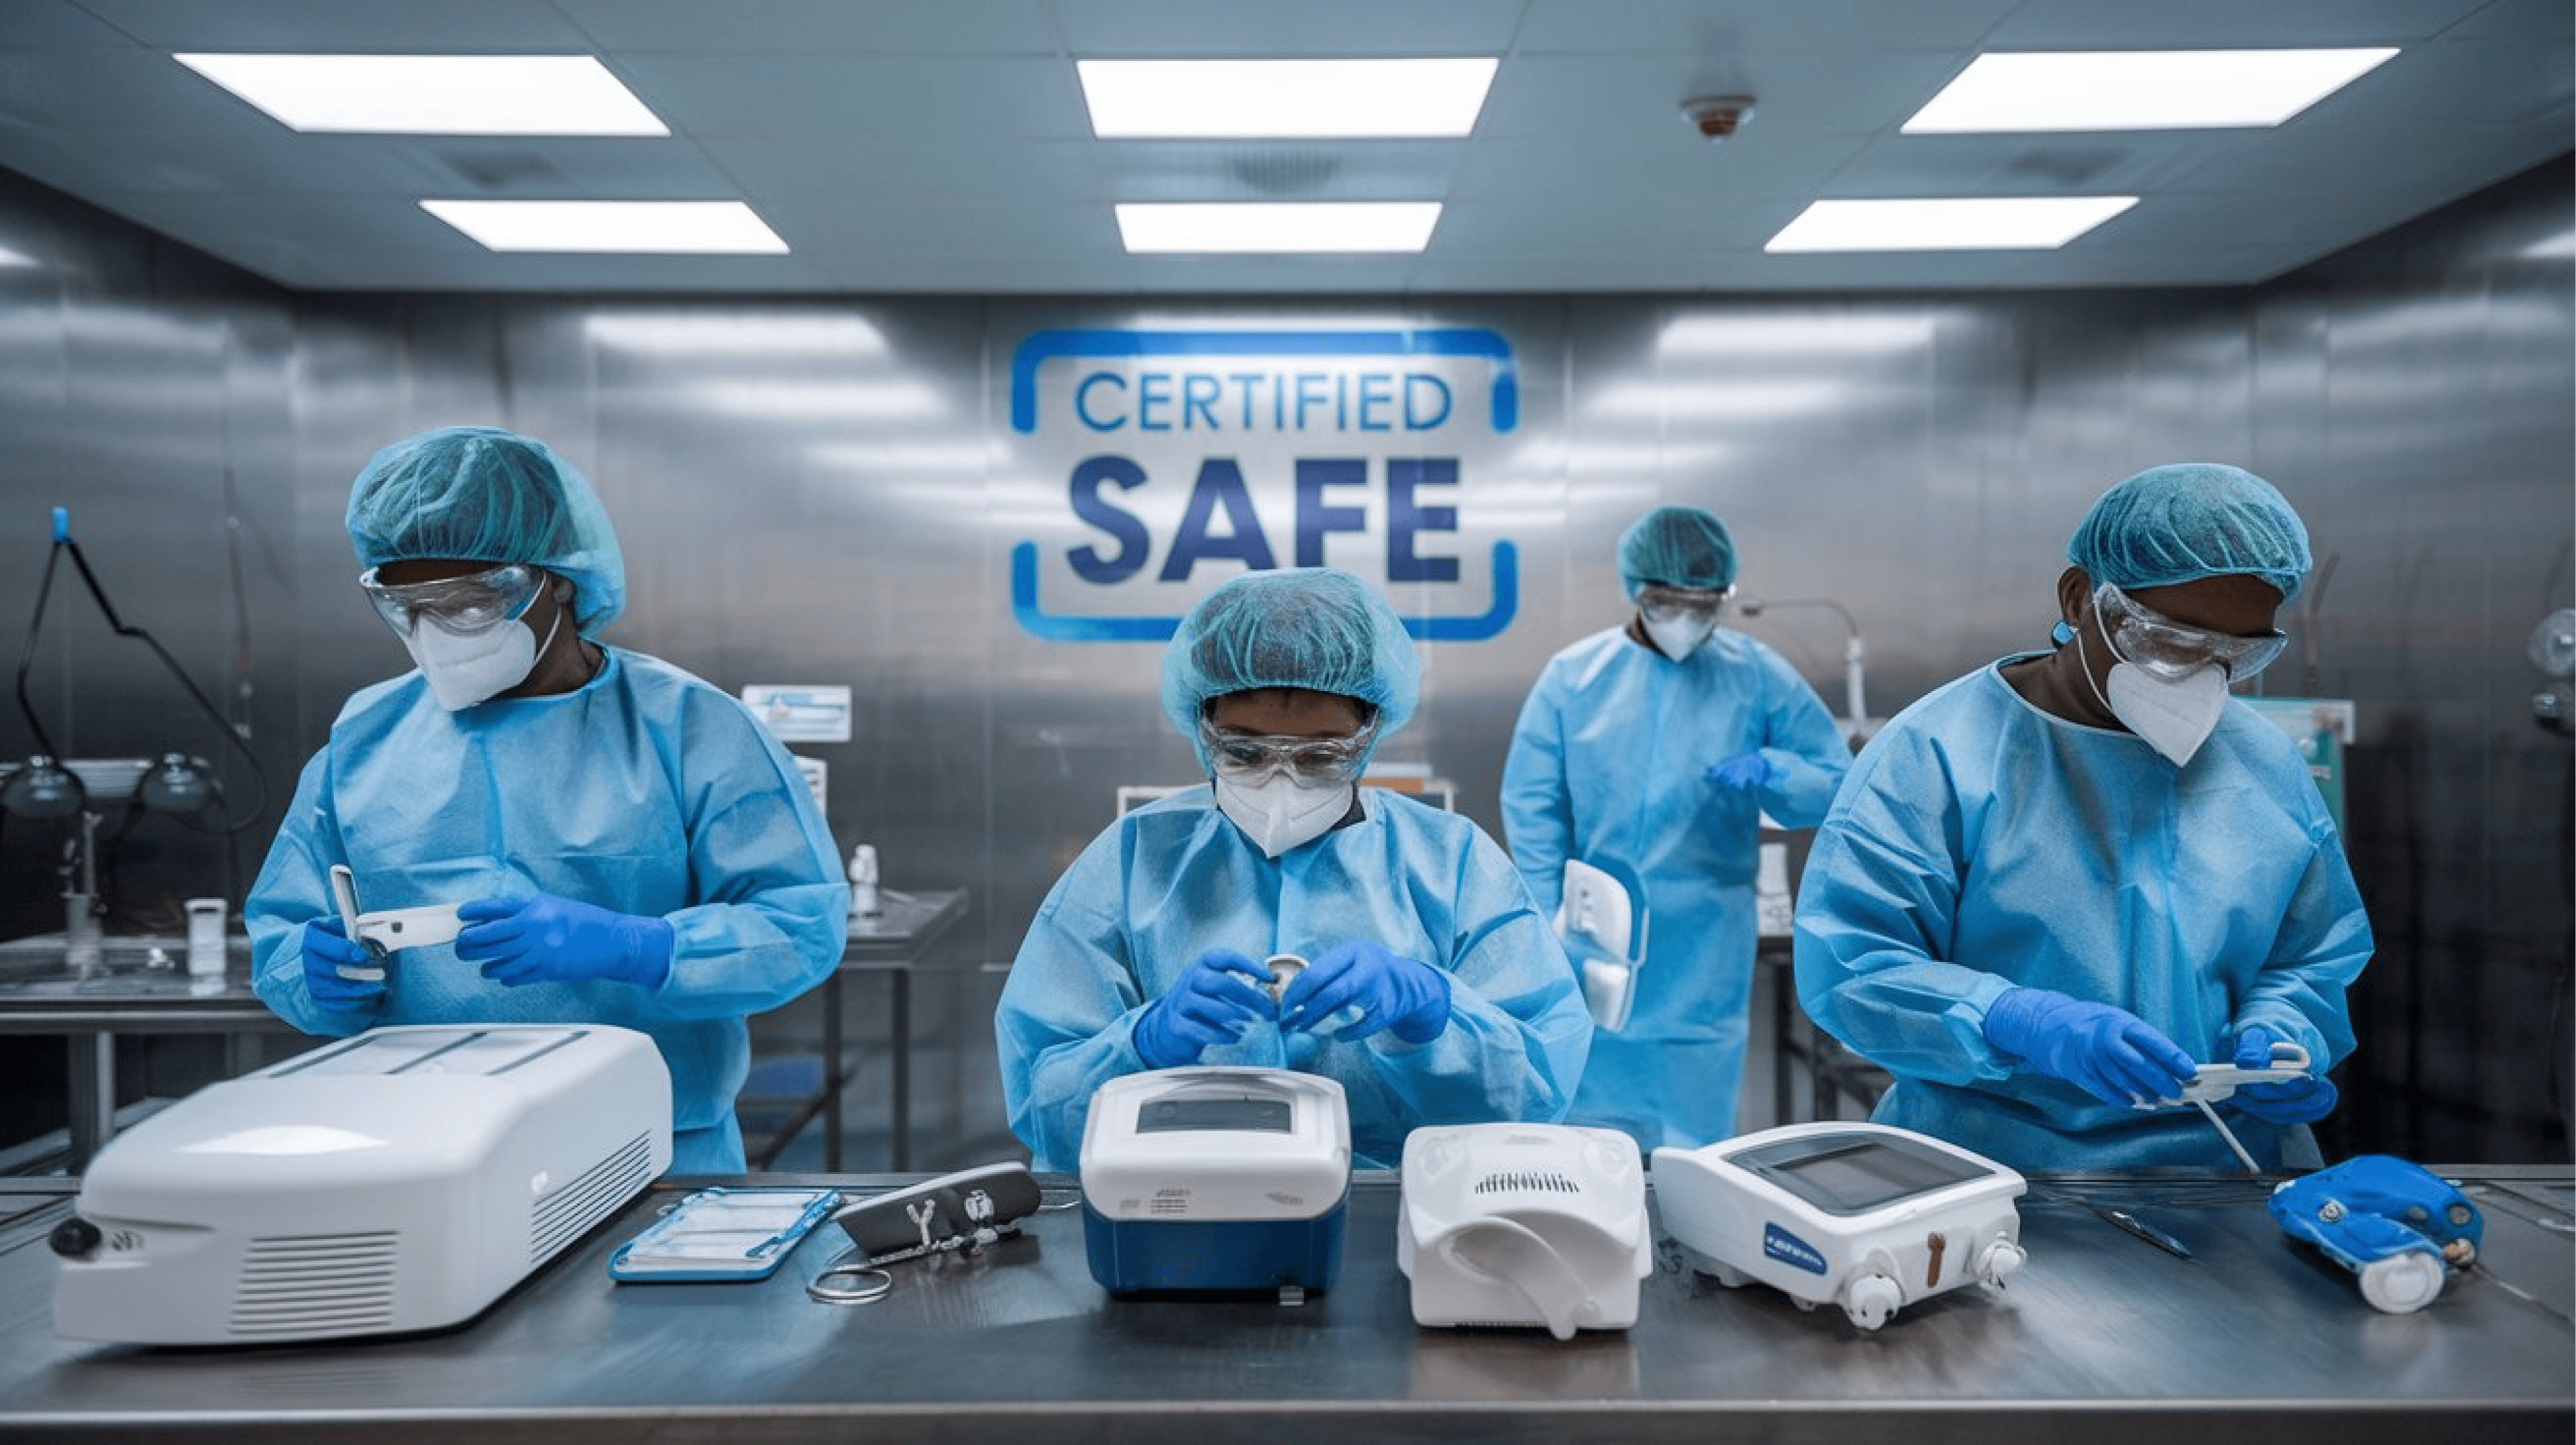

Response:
(1766, 197), (2139, 253)
(421, 201), (786, 254)
(1079, 58), (1496, 138)
(175, 54), (668, 136)
(1114, 202), (1442, 254)
(1903, 49), (2399, 133)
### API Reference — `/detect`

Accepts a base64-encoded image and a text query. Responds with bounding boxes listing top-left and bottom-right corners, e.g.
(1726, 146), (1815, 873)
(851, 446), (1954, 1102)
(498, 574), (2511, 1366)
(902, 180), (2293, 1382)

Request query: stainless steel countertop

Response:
(0, 1167), (2567, 1444)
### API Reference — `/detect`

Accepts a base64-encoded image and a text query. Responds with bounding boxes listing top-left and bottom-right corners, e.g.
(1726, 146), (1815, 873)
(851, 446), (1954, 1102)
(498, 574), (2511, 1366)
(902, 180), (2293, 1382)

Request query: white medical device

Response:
(1653, 1121), (2027, 1331)
(1557, 858), (1646, 1031)
(52, 1024), (672, 1345)
(1397, 1123), (1650, 1339)
(328, 863), (465, 978)
(1079, 1067), (1351, 1296)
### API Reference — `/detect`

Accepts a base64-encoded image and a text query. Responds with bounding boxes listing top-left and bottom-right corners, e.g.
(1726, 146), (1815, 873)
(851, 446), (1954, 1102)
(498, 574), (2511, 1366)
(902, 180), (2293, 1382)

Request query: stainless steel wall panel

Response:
(0, 156), (2565, 1163)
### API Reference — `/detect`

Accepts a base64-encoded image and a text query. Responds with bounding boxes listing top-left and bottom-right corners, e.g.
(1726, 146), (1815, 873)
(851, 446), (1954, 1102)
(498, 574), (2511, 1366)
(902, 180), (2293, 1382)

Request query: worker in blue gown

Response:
(1501, 506), (1851, 1151)
(1794, 463), (2368, 1173)
(247, 426), (849, 1175)
(995, 567), (1593, 1171)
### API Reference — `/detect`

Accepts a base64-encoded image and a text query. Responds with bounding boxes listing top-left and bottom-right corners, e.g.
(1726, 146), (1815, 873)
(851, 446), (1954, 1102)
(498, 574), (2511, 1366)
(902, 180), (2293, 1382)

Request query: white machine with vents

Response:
(52, 1024), (671, 1345)
(1397, 1122), (1650, 1339)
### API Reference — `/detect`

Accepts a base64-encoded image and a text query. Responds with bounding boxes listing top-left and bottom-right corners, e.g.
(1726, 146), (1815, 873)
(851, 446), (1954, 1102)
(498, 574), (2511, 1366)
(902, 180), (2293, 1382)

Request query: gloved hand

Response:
(455, 893), (675, 989)
(2228, 1024), (2339, 1123)
(1981, 987), (2197, 1108)
(1280, 941), (1452, 1045)
(1706, 752), (1779, 790)
(301, 916), (385, 1014)
(1134, 949), (1276, 1069)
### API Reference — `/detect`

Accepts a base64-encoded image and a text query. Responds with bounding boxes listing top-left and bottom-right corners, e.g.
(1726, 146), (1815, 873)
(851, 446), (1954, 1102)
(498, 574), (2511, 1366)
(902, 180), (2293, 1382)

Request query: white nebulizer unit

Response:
(1397, 1123), (1650, 1339)
(1653, 1121), (2027, 1331)
(52, 1024), (672, 1345)
(1078, 1067), (1350, 1296)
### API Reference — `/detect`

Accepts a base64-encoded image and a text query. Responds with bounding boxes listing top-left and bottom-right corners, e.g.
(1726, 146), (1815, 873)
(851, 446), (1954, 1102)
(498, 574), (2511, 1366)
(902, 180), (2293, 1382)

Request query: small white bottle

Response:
(847, 844), (882, 919)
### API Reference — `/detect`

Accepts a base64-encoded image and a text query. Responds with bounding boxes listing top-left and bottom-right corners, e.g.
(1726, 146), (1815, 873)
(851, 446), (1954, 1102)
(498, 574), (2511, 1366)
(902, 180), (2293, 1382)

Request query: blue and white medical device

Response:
(1078, 1067), (1351, 1297)
(2269, 1155), (2482, 1314)
(1654, 1121), (2028, 1331)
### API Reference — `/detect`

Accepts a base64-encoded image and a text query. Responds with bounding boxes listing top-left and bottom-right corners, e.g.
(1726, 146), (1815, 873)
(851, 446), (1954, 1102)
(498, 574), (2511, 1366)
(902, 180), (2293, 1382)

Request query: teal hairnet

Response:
(2067, 463), (2311, 604)
(1617, 506), (1737, 599)
(346, 426), (626, 633)
(1161, 567), (1420, 771)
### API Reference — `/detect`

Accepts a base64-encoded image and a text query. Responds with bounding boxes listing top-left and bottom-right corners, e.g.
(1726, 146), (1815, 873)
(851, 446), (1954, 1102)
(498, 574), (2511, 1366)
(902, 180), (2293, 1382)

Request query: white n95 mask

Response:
(405, 605), (561, 711)
(1215, 771), (1352, 858)
(2081, 611), (2227, 766)
(1642, 612), (1719, 662)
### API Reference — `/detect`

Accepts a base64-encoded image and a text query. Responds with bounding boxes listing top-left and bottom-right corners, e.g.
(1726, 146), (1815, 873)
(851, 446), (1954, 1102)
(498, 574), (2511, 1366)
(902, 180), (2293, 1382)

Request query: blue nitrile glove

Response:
(301, 916), (384, 1014)
(455, 893), (676, 989)
(2229, 1024), (2339, 1123)
(1706, 752), (1779, 790)
(1280, 940), (1453, 1045)
(1134, 949), (1276, 1069)
(1982, 987), (2198, 1108)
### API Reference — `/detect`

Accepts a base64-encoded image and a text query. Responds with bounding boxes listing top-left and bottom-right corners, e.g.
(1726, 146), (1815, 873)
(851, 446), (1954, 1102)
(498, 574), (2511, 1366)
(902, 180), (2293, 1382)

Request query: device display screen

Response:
(1728, 1134), (1989, 1216)
(1136, 1096), (1292, 1134)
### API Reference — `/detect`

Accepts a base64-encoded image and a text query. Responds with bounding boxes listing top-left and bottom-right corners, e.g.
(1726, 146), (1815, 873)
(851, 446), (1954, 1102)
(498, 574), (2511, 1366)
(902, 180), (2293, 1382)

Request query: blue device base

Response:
(1082, 1193), (1348, 1294)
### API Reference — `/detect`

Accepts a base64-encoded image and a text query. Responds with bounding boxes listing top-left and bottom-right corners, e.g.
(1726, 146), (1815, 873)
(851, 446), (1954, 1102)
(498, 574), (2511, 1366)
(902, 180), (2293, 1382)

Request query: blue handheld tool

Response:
(2268, 1155), (2482, 1314)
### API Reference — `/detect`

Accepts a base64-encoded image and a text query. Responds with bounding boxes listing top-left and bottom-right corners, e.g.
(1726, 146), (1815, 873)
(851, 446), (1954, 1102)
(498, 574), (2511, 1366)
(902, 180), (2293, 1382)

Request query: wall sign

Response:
(1007, 327), (1522, 642)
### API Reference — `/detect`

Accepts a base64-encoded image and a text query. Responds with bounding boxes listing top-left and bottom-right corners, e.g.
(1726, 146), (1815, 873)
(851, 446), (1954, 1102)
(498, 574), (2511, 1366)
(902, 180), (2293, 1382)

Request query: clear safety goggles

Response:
(1636, 583), (1734, 625)
(2094, 582), (2287, 682)
(1198, 716), (1380, 785)
(358, 563), (542, 638)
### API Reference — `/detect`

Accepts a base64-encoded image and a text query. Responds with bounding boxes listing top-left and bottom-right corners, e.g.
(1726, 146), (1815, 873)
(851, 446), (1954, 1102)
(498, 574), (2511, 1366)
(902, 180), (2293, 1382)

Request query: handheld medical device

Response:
(328, 862), (466, 977)
(805, 1161), (1046, 1305)
(2132, 1040), (2315, 1175)
(52, 1024), (672, 1345)
(2268, 1155), (2482, 1314)
(1654, 1121), (2027, 1331)
(1079, 1067), (1351, 1298)
(1398, 1123), (1650, 1339)
(1557, 858), (1646, 1031)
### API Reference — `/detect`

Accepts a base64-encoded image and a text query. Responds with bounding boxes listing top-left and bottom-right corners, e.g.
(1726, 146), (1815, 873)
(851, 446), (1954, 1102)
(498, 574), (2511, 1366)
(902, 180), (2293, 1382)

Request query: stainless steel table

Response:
(0, 935), (287, 1169)
(0, 1165), (2565, 1443)
(745, 889), (968, 1173)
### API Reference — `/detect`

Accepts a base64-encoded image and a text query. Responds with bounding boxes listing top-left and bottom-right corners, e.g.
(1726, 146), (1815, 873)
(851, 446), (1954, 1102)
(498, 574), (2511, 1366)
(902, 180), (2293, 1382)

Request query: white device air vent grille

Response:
(529, 1131), (657, 1263)
(227, 1232), (400, 1335)
(1473, 1171), (1582, 1195)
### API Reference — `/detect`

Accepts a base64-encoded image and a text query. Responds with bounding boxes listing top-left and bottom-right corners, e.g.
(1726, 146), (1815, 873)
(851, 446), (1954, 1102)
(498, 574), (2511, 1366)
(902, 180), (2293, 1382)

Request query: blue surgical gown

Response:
(1792, 656), (2371, 1173)
(1500, 626), (1850, 1151)
(248, 648), (850, 1175)
(995, 787), (1593, 1171)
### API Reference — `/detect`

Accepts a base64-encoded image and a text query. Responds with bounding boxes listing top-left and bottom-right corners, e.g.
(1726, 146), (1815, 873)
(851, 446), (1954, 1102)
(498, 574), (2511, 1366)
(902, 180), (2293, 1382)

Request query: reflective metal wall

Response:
(0, 156), (2566, 1163)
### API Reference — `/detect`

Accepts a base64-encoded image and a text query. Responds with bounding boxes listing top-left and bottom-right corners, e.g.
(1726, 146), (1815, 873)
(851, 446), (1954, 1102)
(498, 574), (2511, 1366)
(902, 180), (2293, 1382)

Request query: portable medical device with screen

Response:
(1078, 1067), (1351, 1296)
(1653, 1121), (2027, 1331)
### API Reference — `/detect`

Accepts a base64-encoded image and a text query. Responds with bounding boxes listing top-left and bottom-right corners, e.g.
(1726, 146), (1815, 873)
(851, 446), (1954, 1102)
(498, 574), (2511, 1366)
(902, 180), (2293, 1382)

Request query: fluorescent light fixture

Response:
(1904, 49), (2398, 132)
(422, 201), (787, 254)
(1078, 58), (1496, 138)
(1116, 202), (1440, 254)
(173, 54), (668, 135)
(0, 246), (35, 268)
(1766, 197), (2139, 253)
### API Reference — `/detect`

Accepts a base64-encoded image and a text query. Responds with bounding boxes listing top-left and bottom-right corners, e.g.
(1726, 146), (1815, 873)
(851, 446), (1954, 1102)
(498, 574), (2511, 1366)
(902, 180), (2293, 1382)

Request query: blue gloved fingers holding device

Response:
(1279, 939), (1452, 1044)
(2227, 1024), (2339, 1123)
(1981, 986), (2199, 1108)
(454, 892), (676, 989)
(1133, 949), (1277, 1069)
(300, 916), (385, 1013)
(1706, 751), (1781, 791)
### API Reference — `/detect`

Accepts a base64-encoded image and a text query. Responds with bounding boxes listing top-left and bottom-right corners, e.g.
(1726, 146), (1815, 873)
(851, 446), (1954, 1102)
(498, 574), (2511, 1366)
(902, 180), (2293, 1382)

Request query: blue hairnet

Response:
(346, 426), (627, 633)
(1617, 506), (1737, 598)
(1161, 567), (1420, 771)
(2067, 463), (2311, 604)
